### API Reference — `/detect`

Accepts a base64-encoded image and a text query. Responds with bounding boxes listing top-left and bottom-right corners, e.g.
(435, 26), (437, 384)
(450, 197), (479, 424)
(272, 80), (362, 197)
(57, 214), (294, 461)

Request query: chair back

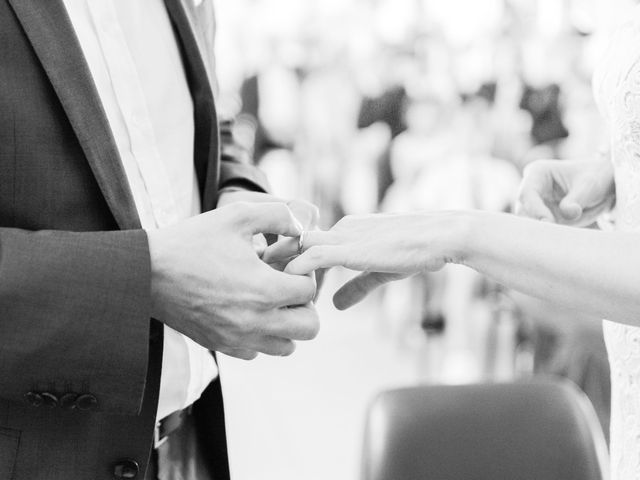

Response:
(361, 378), (609, 480)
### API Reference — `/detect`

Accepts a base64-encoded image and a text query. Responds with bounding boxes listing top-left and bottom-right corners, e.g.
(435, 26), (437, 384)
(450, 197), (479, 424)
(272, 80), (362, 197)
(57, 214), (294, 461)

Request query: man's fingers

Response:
(264, 303), (320, 341)
(220, 192), (320, 234)
(285, 245), (345, 276)
(333, 272), (408, 310)
(218, 348), (259, 361)
(300, 230), (339, 250)
(254, 336), (297, 357)
(219, 304), (319, 356)
(264, 269), (317, 307)
(515, 188), (554, 222)
(283, 230), (342, 276)
(235, 202), (303, 237)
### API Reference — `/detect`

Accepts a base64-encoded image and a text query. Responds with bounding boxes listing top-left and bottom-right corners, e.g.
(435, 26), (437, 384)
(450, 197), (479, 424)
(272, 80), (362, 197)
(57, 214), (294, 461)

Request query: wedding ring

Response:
(298, 230), (306, 255)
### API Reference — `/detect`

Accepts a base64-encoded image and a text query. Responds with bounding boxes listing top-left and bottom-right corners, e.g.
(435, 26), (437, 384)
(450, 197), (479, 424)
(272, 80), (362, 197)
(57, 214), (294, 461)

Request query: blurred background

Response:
(213, 0), (636, 478)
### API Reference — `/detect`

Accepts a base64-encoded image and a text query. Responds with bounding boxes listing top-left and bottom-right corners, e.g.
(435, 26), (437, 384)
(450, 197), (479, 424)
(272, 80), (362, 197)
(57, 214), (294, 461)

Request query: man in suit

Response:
(0, 0), (319, 479)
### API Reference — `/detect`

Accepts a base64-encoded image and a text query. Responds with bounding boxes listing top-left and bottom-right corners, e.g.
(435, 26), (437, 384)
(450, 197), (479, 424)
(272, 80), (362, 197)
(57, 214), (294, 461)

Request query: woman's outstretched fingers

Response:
(299, 230), (339, 250)
(262, 230), (337, 266)
(285, 245), (344, 275)
(262, 237), (299, 265)
(333, 272), (408, 310)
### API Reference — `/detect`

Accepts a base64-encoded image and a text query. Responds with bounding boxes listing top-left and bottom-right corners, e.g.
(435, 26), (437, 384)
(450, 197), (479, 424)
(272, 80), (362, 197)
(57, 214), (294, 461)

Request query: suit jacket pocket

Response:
(0, 427), (19, 480)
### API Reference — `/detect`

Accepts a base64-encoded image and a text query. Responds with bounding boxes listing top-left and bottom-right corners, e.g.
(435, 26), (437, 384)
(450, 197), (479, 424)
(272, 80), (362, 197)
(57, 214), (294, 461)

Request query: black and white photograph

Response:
(0, 0), (637, 478)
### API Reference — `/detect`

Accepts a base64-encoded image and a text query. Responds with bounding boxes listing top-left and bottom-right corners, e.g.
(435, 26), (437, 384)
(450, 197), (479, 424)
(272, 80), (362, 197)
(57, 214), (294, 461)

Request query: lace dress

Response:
(593, 8), (640, 479)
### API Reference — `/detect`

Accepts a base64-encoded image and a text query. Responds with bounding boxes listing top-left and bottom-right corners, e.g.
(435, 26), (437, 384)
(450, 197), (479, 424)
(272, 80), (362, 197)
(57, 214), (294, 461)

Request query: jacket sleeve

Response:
(218, 118), (270, 193)
(0, 227), (151, 415)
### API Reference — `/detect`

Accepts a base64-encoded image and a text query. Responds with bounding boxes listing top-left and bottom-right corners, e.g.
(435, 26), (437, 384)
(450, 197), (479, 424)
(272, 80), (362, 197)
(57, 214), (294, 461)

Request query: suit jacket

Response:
(0, 1), (267, 478)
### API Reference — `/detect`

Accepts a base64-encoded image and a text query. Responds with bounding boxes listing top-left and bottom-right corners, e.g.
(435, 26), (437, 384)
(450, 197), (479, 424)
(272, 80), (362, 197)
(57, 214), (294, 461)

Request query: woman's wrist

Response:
(446, 209), (499, 270)
(417, 210), (477, 268)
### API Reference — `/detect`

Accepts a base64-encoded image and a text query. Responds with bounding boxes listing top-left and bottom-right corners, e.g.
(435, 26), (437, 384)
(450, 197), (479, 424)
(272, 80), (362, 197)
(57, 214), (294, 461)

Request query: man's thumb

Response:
(237, 202), (304, 237)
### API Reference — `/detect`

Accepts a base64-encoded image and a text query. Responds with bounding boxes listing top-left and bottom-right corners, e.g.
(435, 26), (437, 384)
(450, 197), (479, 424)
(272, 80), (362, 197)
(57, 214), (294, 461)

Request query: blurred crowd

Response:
(215, 0), (640, 444)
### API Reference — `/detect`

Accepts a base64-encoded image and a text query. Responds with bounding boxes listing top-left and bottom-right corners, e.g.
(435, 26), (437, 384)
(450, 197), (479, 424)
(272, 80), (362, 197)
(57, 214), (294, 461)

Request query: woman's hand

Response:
(515, 157), (615, 226)
(267, 212), (468, 310)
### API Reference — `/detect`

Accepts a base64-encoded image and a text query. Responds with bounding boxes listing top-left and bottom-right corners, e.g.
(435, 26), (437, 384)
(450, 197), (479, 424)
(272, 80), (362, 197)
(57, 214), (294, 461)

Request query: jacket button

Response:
(113, 459), (139, 479)
(76, 394), (98, 411)
(59, 393), (78, 410)
(25, 392), (43, 407)
(41, 392), (59, 408)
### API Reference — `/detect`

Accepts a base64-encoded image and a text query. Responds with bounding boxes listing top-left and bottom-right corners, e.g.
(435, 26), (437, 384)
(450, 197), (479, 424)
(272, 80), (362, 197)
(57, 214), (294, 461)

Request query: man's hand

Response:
(147, 202), (319, 360)
(515, 158), (615, 226)
(218, 190), (319, 269)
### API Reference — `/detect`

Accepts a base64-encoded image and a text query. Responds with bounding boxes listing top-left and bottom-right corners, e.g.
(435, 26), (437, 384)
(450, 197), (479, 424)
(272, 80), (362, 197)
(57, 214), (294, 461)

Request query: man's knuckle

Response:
(215, 324), (237, 345)
(244, 277), (275, 308)
(229, 316), (256, 337)
(254, 286), (279, 310)
(256, 297), (275, 311)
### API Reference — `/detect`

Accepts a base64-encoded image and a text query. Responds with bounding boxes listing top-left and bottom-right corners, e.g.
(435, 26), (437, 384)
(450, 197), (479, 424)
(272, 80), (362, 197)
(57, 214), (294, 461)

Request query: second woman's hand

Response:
(516, 157), (615, 225)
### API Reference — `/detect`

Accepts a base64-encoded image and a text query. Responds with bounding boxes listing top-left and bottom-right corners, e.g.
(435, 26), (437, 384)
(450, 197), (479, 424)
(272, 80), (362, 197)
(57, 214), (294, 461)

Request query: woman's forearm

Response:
(457, 211), (640, 325)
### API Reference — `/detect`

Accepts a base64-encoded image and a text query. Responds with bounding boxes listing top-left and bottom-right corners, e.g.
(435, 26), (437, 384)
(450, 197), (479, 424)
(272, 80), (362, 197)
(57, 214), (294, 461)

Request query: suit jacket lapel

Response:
(8, 0), (141, 230)
(164, 0), (220, 213)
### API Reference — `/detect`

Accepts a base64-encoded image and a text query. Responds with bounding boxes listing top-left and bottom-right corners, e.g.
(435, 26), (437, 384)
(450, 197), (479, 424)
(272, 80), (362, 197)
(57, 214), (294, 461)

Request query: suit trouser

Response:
(146, 412), (215, 480)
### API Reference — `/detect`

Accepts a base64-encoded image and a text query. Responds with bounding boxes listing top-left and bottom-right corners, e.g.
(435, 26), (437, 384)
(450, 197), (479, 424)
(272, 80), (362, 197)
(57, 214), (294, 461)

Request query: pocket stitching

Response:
(0, 427), (20, 480)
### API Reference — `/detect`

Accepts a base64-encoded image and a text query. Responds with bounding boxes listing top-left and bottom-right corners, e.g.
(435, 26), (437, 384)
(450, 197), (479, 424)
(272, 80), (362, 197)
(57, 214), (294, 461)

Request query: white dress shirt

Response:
(62, 0), (218, 421)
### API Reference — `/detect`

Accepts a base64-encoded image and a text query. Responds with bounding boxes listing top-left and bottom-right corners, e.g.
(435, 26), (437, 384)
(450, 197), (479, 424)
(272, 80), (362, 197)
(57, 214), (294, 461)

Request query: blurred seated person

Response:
(519, 83), (570, 159)
(239, 56), (302, 164)
(357, 81), (408, 206)
(378, 89), (520, 381)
